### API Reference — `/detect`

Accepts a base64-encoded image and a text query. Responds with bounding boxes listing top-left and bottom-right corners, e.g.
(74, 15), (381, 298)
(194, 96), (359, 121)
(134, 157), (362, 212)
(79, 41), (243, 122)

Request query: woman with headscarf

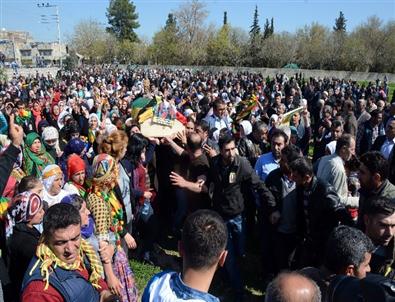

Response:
(22, 132), (55, 178)
(41, 164), (69, 207)
(63, 154), (88, 198)
(7, 191), (44, 298)
(99, 130), (136, 253)
(59, 137), (91, 180)
(43, 103), (60, 130)
(87, 154), (138, 301)
(31, 100), (42, 131)
(41, 126), (61, 162)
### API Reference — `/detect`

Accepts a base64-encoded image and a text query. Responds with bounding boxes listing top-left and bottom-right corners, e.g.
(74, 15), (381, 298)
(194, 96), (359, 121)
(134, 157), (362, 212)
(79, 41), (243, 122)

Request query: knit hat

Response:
(67, 154), (85, 180)
(9, 191), (43, 223)
(42, 126), (59, 142)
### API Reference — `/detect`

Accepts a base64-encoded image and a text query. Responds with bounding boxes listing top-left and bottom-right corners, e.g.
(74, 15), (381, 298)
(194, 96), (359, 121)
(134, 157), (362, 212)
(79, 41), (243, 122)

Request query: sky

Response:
(0, 0), (394, 43)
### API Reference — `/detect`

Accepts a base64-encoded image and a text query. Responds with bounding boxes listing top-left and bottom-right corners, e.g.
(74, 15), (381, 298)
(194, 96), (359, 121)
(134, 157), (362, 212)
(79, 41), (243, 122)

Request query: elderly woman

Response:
(7, 191), (44, 297)
(41, 164), (69, 207)
(22, 132), (55, 177)
(63, 154), (87, 198)
(87, 154), (138, 301)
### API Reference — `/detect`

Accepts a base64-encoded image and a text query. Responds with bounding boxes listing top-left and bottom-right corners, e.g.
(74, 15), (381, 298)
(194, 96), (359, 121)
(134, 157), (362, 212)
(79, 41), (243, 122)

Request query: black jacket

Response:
(7, 223), (41, 294)
(0, 144), (20, 197)
(295, 177), (352, 254)
(265, 167), (284, 215)
(209, 154), (275, 218)
(238, 133), (268, 167)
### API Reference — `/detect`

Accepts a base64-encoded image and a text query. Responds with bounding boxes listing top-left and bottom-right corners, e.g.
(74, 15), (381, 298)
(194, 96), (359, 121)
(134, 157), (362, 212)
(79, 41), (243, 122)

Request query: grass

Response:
(357, 81), (395, 102)
(130, 232), (265, 301)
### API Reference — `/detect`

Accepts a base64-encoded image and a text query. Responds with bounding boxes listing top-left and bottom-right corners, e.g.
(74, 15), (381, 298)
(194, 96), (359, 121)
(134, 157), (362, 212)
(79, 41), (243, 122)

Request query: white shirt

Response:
(381, 138), (395, 160)
(43, 189), (69, 207)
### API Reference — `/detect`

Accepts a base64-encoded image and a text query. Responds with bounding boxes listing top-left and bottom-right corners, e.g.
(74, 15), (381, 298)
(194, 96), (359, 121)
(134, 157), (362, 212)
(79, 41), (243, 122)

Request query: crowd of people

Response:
(0, 65), (394, 302)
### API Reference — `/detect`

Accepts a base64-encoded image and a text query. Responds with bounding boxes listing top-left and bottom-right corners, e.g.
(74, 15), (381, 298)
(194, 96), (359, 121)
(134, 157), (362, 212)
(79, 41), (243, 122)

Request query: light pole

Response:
(37, 2), (62, 69)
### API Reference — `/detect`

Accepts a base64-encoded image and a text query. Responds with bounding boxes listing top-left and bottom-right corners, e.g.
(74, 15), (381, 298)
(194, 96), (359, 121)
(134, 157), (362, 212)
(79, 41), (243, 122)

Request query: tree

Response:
(107, 0), (140, 42)
(149, 13), (180, 65)
(263, 18), (270, 39)
(69, 20), (110, 63)
(334, 11), (347, 32)
(223, 11), (228, 26)
(174, 0), (208, 64)
(270, 17), (274, 35)
(250, 5), (260, 38)
(165, 13), (177, 30)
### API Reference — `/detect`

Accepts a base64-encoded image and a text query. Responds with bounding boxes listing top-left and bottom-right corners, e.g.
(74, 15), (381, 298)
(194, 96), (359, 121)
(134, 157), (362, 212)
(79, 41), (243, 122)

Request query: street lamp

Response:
(37, 2), (62, 69)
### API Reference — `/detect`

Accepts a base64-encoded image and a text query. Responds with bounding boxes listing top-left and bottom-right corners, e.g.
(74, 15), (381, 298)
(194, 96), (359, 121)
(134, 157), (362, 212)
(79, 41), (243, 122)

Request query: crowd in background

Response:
(0, 66), (394, 301)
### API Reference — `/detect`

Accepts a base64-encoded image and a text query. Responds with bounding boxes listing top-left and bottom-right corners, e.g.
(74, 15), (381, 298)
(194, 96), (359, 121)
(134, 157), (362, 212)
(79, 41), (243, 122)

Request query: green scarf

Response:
(23, 132), (55, 177)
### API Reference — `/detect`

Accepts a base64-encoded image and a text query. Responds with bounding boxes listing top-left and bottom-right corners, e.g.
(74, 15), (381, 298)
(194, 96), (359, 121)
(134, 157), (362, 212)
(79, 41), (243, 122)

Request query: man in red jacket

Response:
(21, 203), (115, 302)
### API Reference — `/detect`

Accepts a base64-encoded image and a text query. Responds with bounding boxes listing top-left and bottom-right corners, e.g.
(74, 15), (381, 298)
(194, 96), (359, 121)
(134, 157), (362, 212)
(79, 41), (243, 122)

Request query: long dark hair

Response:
(126, 133), (148, 166)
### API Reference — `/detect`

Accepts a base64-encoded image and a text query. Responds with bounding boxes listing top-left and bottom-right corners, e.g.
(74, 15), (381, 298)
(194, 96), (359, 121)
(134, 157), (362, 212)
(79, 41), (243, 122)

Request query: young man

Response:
(302, 225), (373, 298)
(142, 209), (228, 302)
(357, 151), (395, 229)
(364, 197), (395, 280)
(289, 157), (352, 267)
(255, 129), (288, 181)
(21, 203), (114, 302)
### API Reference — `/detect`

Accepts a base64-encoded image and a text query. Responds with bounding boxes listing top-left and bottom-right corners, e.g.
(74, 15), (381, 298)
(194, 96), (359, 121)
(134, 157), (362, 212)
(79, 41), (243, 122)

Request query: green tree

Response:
(165, 13), (177, 30)
(149, 13), (180, 65)
(270, 17), (274, 35)
(263, 18), (270, 39)
(107, 0), (140, 42)
(333, 11), (347, 32)
(249, 5), (260, 38)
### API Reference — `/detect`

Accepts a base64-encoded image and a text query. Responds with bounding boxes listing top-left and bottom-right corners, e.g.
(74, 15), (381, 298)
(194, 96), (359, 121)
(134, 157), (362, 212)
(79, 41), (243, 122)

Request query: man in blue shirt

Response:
(142, 210), (228, 302)
(255, 129), (288, 181)
(204, 99), (232, 132)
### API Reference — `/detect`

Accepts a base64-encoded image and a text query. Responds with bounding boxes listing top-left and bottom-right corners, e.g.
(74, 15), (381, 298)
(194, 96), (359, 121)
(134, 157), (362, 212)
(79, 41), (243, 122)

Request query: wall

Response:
(6, 65), (395, 83)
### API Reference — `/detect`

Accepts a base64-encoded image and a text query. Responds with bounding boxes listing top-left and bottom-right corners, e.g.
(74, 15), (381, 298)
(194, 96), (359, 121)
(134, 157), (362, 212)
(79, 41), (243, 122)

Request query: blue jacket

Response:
(21, 256), (100, 302)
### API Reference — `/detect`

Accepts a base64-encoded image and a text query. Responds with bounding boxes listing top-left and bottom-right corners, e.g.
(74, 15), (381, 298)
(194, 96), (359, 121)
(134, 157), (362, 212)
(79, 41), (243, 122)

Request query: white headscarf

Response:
(240, 120), (252, 137)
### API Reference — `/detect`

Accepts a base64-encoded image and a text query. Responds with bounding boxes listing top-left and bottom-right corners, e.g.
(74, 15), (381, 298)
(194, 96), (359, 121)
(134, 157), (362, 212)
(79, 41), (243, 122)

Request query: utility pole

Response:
(37, 2), (62, 69)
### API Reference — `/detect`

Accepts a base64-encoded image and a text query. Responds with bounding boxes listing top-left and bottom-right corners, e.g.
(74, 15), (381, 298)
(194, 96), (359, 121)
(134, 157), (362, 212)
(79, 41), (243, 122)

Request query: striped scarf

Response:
(30, 239), (103, 290)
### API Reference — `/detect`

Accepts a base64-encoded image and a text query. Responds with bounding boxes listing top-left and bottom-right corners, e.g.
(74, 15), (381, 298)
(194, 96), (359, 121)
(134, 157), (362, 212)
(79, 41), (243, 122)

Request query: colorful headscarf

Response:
(23, 132), (55, 177)
(91, 154), (118, 191)
(9, 191), (43, 223)
(41, 164), (63, 192)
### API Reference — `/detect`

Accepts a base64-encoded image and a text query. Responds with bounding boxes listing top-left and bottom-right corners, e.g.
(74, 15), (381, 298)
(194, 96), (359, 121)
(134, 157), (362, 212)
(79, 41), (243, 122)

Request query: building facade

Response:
(0, 30), (67, 67)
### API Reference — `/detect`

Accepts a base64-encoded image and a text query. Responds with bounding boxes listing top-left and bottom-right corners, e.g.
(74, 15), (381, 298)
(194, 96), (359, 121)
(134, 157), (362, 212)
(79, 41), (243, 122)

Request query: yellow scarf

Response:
(30, 239), (104, 290)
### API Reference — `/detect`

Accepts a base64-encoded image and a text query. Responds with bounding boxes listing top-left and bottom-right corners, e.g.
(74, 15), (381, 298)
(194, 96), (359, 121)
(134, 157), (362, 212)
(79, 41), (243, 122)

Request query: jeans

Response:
(224, 214), (245, 297)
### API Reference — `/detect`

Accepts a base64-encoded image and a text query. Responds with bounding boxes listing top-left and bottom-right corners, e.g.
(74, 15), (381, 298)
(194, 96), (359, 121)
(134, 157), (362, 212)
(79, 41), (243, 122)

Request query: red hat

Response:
(67, 154), (85, 181)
